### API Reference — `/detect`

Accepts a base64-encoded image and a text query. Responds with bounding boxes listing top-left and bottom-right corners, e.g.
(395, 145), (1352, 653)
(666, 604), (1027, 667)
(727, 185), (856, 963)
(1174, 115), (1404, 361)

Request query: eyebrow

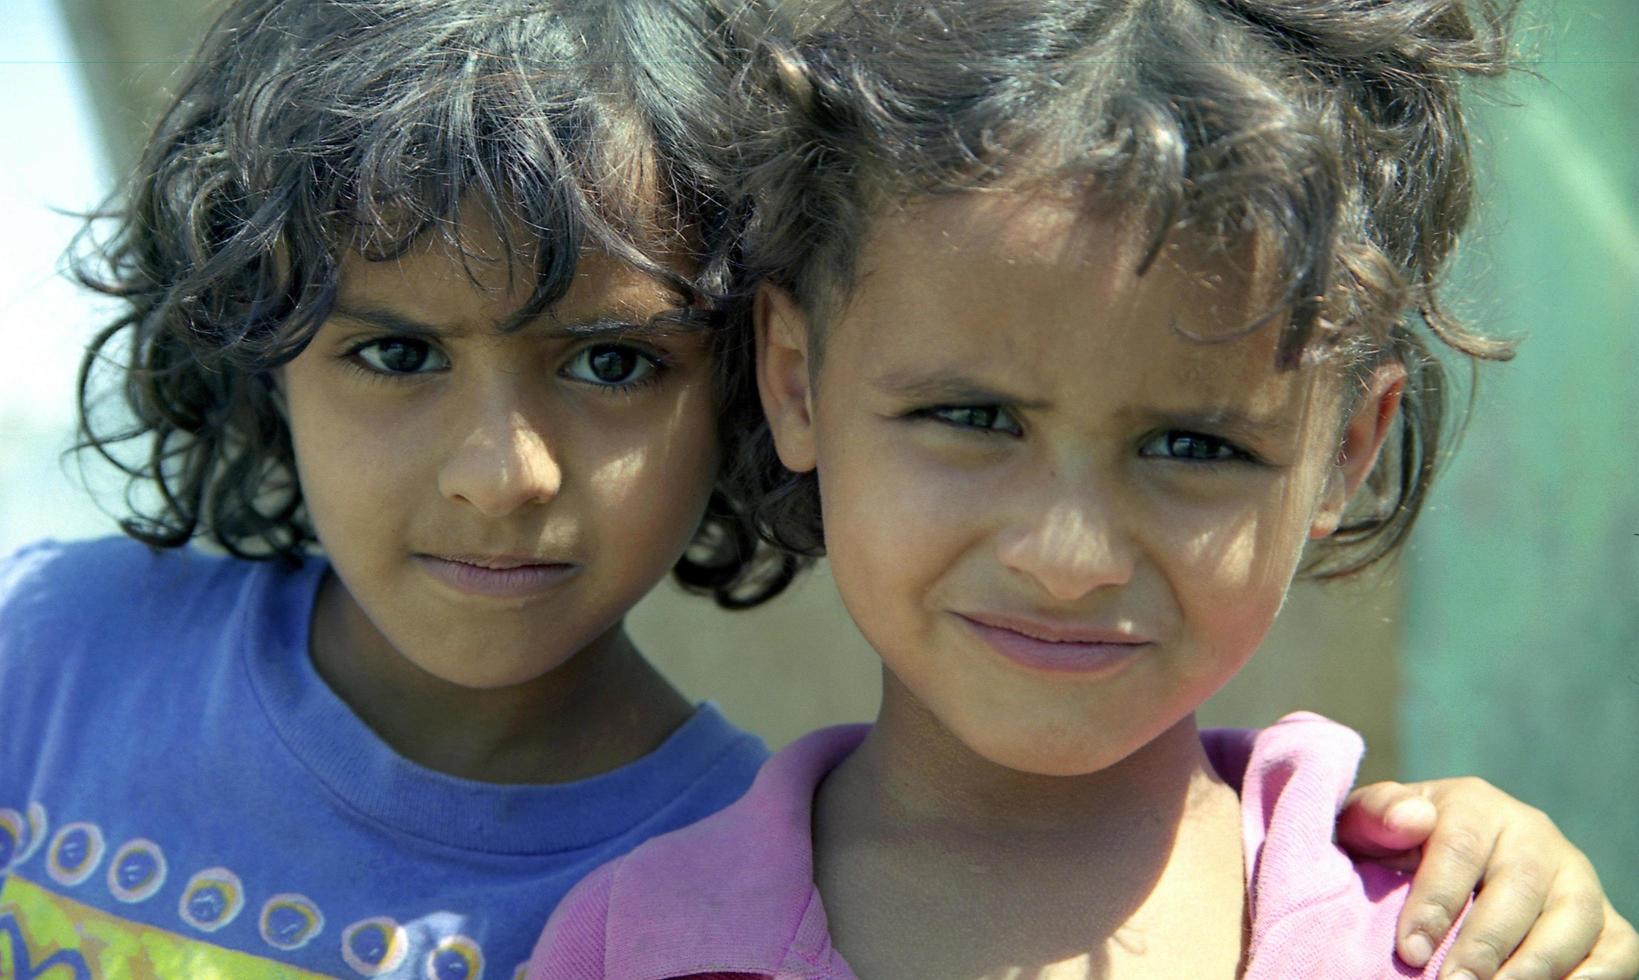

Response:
(869, 368), (1052, 410)
(876, 367), (1299, 438)
(328, 302), (705, 341)
(1143, 406), (1299, 442)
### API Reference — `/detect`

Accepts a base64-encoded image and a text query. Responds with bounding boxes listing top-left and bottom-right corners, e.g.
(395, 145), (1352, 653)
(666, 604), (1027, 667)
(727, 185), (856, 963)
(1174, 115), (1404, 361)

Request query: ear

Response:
(754, 282), (819, 474)
(1310, 363), (1406, 540)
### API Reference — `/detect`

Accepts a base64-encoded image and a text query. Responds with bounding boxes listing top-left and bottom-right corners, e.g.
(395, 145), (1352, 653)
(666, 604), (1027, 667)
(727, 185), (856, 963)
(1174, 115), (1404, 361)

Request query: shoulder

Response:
(2, 537), (254, 649)
(613, 724), (863, 897)
(642, 703), (772, 832)
(0, 535), (248, 621)
(0, 535), (305, 680)
(1237, 712), (1443, 979)
(527, 863), (616, 980)
(530, 725), (868, 978)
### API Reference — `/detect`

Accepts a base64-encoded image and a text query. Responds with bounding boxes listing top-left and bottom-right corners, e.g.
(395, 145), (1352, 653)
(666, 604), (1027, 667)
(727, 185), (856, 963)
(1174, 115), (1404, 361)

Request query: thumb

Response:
(1338, 782), (1438, 857)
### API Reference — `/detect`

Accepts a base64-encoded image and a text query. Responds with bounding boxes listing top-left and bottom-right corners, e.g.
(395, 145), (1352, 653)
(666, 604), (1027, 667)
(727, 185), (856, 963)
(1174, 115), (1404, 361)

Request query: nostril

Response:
(997, 509), (1133, 601)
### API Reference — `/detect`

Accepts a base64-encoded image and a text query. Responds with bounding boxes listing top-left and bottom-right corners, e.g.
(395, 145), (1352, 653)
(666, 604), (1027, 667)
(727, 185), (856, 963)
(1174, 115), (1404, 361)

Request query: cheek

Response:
(585, 388), (721, 544)
(816, 426), (982, 624)
(286, 398), (407, 519)
(1161, 493), (1309, 651)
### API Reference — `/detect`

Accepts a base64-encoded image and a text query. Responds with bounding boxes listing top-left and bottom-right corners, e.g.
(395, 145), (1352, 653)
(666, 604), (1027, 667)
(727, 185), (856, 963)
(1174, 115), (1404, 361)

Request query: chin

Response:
(407, 648), (568, 691)
(957, 716), (1143, 778)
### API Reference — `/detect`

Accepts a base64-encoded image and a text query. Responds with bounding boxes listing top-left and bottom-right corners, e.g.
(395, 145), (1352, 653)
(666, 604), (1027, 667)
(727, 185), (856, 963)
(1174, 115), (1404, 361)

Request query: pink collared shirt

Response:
(530, 712), (1461, 979)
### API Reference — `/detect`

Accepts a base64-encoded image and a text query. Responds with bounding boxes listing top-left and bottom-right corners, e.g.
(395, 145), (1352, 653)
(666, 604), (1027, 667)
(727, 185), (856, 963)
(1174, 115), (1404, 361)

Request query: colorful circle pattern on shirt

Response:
(107, 837), (167, 903)
(179, 866), (246, 932)
(0, 808), (23, 871)
(342, 915), (411, 976)
(425, 933), (483, 980)
(4, 805), (495, 976)
(46, 821), (105, 886)
(24, 803), (49, 864)
(261, 892), (325, 951)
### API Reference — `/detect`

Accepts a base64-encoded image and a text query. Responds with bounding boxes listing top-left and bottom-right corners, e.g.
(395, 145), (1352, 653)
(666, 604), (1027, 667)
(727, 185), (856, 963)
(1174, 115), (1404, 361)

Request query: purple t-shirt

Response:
(0, 537), (767, 978)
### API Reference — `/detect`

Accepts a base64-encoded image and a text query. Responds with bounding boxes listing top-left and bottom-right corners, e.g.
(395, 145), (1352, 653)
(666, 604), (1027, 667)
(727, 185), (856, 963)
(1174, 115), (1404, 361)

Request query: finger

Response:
(1486, 889), (1604, 980)
(1438, 860), (1556, 980)
(1558, 902), (1639, 980)
(1374, 845), (1424, 876)
(1399, 822), (1498, 968)
(1341, 781), (1440, 857)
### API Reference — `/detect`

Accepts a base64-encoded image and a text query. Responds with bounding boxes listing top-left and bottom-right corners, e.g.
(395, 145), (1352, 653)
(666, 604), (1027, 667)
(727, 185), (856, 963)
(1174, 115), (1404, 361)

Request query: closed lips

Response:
(958, 612), (1149, 646)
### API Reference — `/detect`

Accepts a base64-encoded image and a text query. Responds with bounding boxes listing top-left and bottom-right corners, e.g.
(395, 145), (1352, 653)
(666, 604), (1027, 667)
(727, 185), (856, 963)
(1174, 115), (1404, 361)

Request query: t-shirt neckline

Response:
(239, 557), (746, 856)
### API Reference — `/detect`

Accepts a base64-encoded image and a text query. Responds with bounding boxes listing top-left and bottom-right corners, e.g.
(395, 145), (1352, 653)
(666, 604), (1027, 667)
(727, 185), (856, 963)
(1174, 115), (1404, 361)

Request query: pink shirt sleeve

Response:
(528, 862), (615, 980)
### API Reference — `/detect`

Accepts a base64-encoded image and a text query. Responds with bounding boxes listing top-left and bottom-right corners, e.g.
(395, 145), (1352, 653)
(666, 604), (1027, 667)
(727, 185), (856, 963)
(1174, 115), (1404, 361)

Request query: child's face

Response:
(758, 192), (1398, 777)
(281, 213), (719, 689)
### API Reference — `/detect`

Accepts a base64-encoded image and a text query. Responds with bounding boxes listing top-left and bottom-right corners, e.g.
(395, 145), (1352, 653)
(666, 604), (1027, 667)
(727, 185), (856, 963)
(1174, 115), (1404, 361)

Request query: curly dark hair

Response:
(73, 0), (800, 607)
(728, 0), (1519, 578)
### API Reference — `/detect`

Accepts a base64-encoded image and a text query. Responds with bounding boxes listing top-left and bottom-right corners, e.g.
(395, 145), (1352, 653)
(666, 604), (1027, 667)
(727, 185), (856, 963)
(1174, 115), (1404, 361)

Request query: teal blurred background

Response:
(1403, 2), (1639, 917)
(1, 0), (1634, 919)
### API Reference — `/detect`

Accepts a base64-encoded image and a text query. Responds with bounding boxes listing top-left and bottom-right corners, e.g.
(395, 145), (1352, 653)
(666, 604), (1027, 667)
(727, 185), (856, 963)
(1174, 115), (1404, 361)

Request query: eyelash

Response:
(908, 404), (1023, 437)
(1139, 430), (1261, 465)
(563, 343), (671, 394)
(909, 407), (1261, 465)
(340, 337), (448, 381)
(339, 337), (672, 394)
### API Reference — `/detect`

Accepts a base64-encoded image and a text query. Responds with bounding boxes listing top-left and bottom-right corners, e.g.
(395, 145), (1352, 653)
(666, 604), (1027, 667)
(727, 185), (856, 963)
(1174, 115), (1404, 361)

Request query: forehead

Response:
(836, 192), (1321, 411)
(853, 191), (1263, 334)
(335, 205), (694, 331)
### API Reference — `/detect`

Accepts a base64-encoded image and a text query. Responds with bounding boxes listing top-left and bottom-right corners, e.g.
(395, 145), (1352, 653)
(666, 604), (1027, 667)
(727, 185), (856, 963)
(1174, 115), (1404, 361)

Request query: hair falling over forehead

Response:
(731, 0), (1521, 578)
(72, 0), (799, 607)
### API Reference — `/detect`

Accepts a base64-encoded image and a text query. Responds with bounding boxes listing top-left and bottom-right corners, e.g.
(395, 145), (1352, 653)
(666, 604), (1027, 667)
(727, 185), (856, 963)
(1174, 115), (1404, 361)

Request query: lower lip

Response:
(959, 617), (1150, 675)
(413, 556), (579, 600)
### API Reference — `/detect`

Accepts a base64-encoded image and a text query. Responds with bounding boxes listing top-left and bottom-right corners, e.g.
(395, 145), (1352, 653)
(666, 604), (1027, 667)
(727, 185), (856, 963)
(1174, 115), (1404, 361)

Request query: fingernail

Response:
(1386, 798), (1433, 833)
(1448, 970), (1478, 980)
(1403, 932), (1434, 966)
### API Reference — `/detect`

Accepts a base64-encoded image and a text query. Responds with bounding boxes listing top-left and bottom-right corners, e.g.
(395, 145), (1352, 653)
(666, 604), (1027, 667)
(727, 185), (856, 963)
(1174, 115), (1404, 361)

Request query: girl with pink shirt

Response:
(531, 0), (1639, 977)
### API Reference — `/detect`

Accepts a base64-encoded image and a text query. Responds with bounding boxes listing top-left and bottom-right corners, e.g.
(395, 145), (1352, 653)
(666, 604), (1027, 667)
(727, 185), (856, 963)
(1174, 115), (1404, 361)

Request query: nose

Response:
(437, 398), (563, 518)
(995, 490), (1134, 602)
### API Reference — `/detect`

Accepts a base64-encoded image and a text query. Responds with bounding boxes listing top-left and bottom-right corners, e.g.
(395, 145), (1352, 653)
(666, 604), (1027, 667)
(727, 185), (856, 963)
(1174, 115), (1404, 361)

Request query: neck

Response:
(840, 671), (1231, 845)
(309, 572), (693, 784)
(811, 671), (1247, 980)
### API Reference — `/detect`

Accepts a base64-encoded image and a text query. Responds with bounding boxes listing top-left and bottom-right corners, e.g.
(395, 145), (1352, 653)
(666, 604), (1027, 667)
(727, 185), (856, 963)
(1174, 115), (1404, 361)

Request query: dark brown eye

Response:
(565, 344), (659, 388)
(592, 347), (637, 382)
(1140, 430), (1245, 462)
(928, 405), (1023, 435)
(356, 338), (446, 374)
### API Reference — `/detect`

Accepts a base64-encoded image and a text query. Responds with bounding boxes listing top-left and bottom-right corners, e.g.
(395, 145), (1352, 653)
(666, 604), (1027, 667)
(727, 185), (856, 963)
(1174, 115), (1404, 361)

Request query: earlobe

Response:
(1309, 364), (1407, 540)
(1308, 469), (1349, 540)
(754, 284), (819, 474)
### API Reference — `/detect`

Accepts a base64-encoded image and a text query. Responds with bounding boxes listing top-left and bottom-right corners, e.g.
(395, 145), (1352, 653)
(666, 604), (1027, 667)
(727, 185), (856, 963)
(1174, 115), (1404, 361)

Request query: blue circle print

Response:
(349, 923), (390, 964)
(189, 884), (228, 923)
(0, 809), (22, 870)
(56, 828), (90, 869)
(258, 893), (323, 951)
(424, 936), (483, 980)
(116, 850), (160, 890)
(341, 916), (407, 975)
(267, 906), (306, 942)
(178, 867), (244, 932)
(108, 839), (167, 903)
(431, 949), (471, 980)
(47, 822), (105, 886)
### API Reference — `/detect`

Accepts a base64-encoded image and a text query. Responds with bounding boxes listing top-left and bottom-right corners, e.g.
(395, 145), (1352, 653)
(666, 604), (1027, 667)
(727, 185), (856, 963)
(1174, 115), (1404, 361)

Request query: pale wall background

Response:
(2, 0), (1631, 914)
